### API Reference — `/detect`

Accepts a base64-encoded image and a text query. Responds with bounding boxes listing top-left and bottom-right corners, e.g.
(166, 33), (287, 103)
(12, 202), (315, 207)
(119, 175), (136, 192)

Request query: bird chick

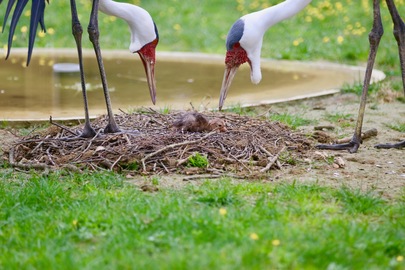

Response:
(173, 112), (227, 133)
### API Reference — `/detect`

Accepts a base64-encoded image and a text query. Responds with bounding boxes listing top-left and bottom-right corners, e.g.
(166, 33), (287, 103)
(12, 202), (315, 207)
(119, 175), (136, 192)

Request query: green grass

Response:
(187, 152), (209, 168)
(324, 112), (353, 123)
(269, 112), (312, 130)
(0, 171), (404, 269)
(386, 122), (405, 132)
(341, 81), (381, 95)
(222, 103), (258, 116)
(323, 112), (354, 128)
(324, 113), (355, 128)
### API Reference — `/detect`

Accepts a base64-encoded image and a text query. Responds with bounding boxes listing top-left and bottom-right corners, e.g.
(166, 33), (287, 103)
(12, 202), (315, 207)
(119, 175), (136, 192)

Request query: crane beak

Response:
(137, 39), (158, 105)
(219, 65), (239, 110)
(138, 52), (157, 105)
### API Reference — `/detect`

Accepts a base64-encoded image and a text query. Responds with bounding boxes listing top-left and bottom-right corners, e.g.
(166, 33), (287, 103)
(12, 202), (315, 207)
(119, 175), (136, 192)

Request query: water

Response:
(0, 49), (384, 120)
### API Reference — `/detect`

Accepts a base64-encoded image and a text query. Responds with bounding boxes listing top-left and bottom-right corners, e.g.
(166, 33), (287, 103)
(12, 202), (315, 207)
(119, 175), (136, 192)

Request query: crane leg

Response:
(375, 0), (405, 149)
(70, 0), (97, 138)
(316, 0), (384, 153)
(88, 0), (120, 134)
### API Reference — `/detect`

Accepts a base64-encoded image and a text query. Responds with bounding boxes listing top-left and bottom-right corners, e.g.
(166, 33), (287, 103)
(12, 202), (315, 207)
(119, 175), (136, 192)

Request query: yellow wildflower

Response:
(272, 239), (281, 246)
(293, 37), (304, 46)
(20, 26), (28, 33)
(397, 255), (404, 262)
(219, 208), (227, 216)
(47, 28), (55, 35)
(249, 233), (259, 240)
(173, 23), (181, 31)
(337, 36), (344, 44)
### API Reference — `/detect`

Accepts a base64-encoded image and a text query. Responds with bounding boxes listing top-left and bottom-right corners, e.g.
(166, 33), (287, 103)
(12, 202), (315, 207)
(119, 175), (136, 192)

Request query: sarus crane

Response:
(0, 0), (159, 137)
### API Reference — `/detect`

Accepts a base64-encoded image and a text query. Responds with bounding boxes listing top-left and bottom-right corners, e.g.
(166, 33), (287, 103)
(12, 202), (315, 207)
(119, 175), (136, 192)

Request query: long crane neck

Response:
(98, 0), (156, 52)
(250, 0), (312, 32)
(99, 0), (143, 23)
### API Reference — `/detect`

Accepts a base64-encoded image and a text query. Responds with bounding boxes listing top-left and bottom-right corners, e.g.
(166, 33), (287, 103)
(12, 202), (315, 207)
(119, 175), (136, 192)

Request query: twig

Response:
(31, 135), (50, 153)
(336, 128), (378, 144)
(176, 155), (190, 166)
(229, 153), (252, 173)
(110, 155), (124, 171)
(49, 116), (78, 136)
(82, 129), (103, 153)
(160, 161), (170, 173)
(46, 147), (56, 166)
(9, 146), (53, 171)
(123, 134), (132, 146)
(119, 108), (129, 115)
(141, 131), (216, 171)
(258, 145), (273, 157)
(260, 146), (286, 173)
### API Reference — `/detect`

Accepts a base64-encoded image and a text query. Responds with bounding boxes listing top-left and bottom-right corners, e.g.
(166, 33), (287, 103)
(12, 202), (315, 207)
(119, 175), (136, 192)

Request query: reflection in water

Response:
(0, 50), (377, 120)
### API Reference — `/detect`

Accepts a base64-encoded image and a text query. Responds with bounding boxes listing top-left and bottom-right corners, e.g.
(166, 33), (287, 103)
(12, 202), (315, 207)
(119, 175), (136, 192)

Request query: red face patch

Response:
(138, 39), (159, 62)
(225, 43), (249, 68)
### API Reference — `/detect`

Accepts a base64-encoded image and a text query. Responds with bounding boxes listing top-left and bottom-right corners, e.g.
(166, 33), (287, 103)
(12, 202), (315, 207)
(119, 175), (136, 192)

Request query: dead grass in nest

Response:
(7, 109), (314, 178)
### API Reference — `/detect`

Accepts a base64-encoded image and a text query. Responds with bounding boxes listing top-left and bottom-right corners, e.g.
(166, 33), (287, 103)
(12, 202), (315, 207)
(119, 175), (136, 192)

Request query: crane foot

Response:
(375, 140), (405, 149)
(80, 123), (97, 138)
(316, 141), (360, 153)
(104, 122), (121, 134)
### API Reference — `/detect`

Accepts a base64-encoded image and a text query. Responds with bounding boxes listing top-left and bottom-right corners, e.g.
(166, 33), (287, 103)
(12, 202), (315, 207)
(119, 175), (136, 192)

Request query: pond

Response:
(0, 48), (385, 121)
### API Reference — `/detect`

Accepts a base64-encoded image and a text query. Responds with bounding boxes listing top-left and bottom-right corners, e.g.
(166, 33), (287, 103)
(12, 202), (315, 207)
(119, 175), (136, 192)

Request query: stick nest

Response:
(8, 110), (314, 177)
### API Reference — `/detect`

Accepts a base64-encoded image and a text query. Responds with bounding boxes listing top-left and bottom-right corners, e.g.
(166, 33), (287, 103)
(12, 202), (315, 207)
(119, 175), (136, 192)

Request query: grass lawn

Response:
(1, 0), (405, 269)
(1, 171), (404, 269)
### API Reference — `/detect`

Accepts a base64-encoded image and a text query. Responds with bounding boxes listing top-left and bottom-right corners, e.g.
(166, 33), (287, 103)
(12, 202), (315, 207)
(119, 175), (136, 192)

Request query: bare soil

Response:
(260, 91), (405, 199)
(0, 92), (404, 198)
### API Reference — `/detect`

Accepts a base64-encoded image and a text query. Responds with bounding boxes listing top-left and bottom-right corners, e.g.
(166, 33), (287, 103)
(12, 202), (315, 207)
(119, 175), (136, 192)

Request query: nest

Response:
(7, 109), (314, 177)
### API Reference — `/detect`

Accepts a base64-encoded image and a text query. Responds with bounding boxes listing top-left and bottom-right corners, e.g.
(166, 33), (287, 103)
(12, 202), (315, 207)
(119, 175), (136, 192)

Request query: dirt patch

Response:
(258, 92), (405, 199)
(0, 93), (404, 198)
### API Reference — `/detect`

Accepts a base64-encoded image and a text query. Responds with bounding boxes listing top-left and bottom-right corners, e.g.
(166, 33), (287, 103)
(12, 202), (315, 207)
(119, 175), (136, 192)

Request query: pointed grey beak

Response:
(219, 65), (239, 110)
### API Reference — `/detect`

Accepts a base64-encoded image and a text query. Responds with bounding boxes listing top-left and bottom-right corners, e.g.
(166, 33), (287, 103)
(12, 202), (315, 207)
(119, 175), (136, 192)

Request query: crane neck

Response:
(248, 0), (312, 32)
(98, 0), (156, 52)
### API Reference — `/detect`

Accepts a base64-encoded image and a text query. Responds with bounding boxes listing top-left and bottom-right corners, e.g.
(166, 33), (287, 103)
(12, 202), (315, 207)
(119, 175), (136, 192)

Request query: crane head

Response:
(137, 37), (159, 105)
(219, 42), (250, 110)
(219, 19), (251, 110)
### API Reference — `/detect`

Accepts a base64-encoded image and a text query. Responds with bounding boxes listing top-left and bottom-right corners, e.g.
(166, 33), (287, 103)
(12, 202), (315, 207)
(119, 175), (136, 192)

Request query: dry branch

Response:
(260, 146), (286, 173)
(336, 128), (378, 144)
